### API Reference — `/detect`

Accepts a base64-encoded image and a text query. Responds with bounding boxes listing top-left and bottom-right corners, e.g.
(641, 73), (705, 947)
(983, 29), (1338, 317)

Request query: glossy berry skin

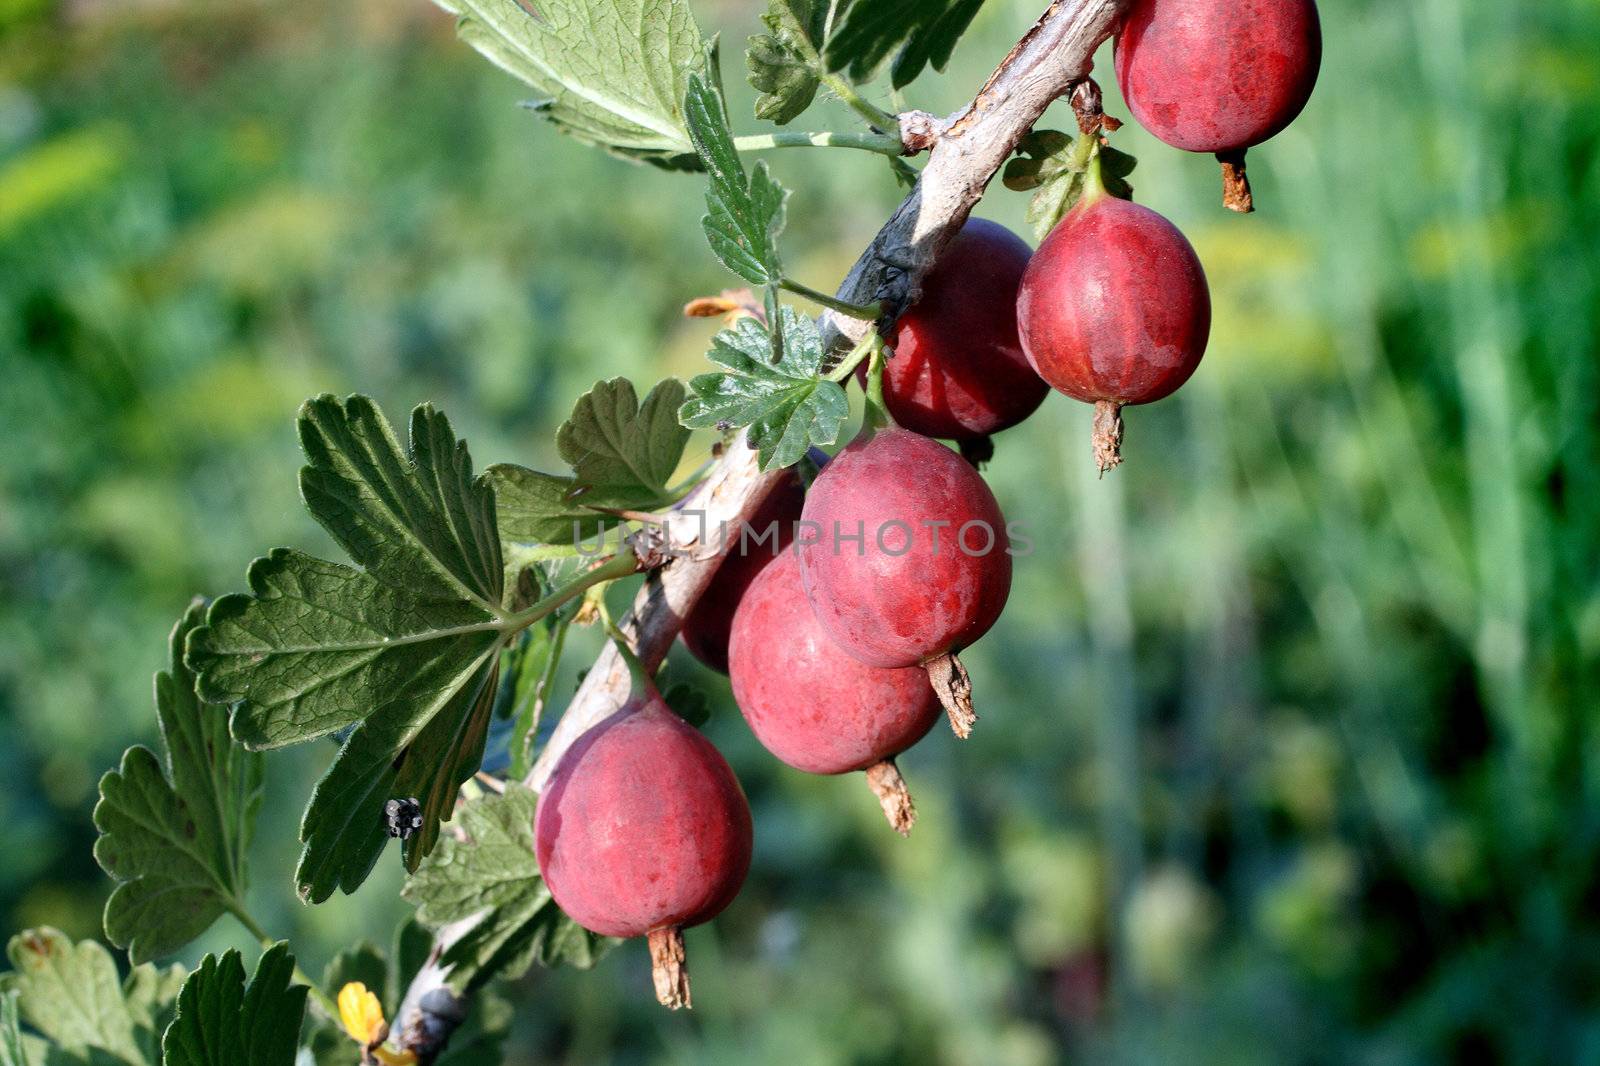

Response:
(1016, 194), (1210, 407)
(876, 219), (1048, 441)
(798, 428), (1011, 669)
(729, 551), (939, 774)
(680, 469), (806, 673)
(1115, 0), (1322, 154)
(534, 696), (752, 939)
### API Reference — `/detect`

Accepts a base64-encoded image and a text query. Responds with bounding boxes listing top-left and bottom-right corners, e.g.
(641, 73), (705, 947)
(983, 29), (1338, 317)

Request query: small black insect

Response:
(384, 798), (424, 840)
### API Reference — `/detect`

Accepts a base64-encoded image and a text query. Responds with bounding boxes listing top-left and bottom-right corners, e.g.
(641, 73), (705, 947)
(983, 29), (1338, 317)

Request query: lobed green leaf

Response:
(685, 73), (788, 287)
(0, 928), (183, 1066)
(93, 602), (264, 964)
(680, 308), (849, 471)
(746, 0), (835, 124)
(825, 0), (987, 88)
(186, 396), (510, 901)
(557, 377), (690, 499)
(160, 944), (305, 1066)
(432, 0), (708, 168)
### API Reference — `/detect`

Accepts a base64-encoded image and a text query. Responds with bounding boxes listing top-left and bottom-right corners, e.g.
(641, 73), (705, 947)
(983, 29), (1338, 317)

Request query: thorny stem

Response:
(733, 130), (903, 156)
(779, 277), (883, 320)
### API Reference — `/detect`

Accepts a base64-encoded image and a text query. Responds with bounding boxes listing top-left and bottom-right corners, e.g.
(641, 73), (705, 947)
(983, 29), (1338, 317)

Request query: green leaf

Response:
(403, 785), (614, 993)
(685, 73), (788, 287)
(746, 0), (837, 124)
(487, 466), (628, 546)
(489, 378), (690, 548)
(431, 0), (708, 168)
(93, 602), (264, 964)
(186, 396), (510, 902)
(1003, 130), (1137, 241)
(680, 308), (849, 471)
(0, 928), (182, 1066)
(826, 0), (987, 88)
(161, 944), (306, 1066)
(558, 378), (690, 499)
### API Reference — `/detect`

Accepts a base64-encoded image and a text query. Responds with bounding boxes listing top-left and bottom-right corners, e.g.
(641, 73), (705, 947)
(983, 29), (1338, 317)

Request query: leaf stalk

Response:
(779, 278), (882, 320)
(732, 130), (902, 156)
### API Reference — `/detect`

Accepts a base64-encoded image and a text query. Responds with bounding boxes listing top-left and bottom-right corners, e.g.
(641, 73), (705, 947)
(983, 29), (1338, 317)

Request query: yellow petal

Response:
(337, 982), (386, 1044)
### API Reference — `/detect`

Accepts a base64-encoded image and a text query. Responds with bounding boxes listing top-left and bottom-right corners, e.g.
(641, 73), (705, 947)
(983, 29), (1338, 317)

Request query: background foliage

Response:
(1, 0), (1598, 1062)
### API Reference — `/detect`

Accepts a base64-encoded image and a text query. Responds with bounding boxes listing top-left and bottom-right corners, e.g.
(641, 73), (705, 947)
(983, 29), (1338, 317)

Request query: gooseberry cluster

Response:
(531, 0), (1320, 1007)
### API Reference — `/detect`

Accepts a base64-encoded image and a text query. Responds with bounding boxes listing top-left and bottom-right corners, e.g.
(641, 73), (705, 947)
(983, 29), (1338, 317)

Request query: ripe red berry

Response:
(1016, 187), (1210, 473)
(875, 218), (1048, 444)
(680, 469), (806, 673)
(797, 427), (1011, 737)
(729, 551), (939, 834)
(1115, 0), (1321, 211)
(535, 693), (751, 1008)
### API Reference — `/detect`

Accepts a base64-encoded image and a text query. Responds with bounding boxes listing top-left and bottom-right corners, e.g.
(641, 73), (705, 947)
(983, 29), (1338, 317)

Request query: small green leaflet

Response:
(1002, 130), (1138, 241)
(403, 785), (613, 994)
(0, 928), (184, 1066)
(93, 601), (264, 964)
(681, 308), (849, 471)
(557, 377), (690, 499)
(827, 0), (987, 88)
(685, 73), (789, 290)
(186, 396), (509, 902)
(432, 0), (709, 168)
(490, 378), (690, 546)
(161, 944), (305, 1066)
(746, 0), (833, 124)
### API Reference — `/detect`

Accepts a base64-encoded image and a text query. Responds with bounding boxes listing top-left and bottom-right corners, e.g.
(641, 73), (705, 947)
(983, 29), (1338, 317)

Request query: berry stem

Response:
(1081, 140), (1109, 204)
(858, 335), (897, 436)
(864, 759), (917, 836)
(601, 608), (657, 699)
(1092, 399), (1125, 476)
(924, 651), (977, 739)
(647, 927), (692, 1010)
(1217, 148), (1255, 213)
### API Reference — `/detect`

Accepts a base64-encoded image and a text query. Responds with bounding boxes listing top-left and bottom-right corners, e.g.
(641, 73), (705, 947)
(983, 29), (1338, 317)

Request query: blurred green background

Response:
(2, 0), (1598, 1062)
